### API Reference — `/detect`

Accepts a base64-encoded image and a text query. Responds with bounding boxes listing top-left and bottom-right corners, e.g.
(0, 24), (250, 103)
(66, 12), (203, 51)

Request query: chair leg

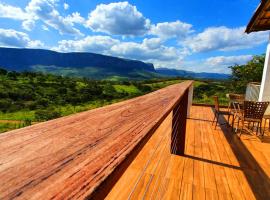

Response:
(239, 120), (244, 137)
(215, 114), (219, 130)
(256, 122), (259, 136)
(231, 114), (235, 132)
(263, 119), (266, 135)
(260, 121), (264, 137)
(212, 112), (216, 125)
(227, 114), (230, 127)
(235, 117), (240, 133)
(227, 103), (231, 112)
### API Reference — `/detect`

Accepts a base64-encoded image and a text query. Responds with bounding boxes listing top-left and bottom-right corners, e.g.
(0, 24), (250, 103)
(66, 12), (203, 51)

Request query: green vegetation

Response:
(113, 84), (141, 95)
(30, 65), (160, 81)
(0, 123), (19, 133)
(230, 55), (264, 93)
(0, 55), (264, 133)
(193, 81), (230, 105)
(0, 120), (32, 133)
(144, 79), (184, 89)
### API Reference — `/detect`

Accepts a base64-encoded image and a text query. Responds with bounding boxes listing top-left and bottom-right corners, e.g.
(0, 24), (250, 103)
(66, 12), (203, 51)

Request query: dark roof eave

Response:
(246, 0), (268, 33)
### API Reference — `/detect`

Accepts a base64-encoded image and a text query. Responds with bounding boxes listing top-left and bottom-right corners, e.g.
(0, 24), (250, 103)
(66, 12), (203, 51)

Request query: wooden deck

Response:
(106, 106), (270, 200)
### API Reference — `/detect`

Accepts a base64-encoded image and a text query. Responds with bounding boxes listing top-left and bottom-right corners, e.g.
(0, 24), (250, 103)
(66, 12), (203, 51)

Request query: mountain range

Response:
(0, 47), (229, 80)
(156, 68), (230, 80)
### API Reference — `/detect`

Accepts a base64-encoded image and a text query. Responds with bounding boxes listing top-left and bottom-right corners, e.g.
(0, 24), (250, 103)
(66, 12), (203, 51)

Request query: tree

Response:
(36, 98), (50, 108)
(0, 68), (7, 75)
(137, 84), (152, 93)
(35, 108), (61, 121)
(7, 71), (18, 80)
(229, 55), (264, 93)
(102, 84), (117, 99)
(0, 99), (12, 112)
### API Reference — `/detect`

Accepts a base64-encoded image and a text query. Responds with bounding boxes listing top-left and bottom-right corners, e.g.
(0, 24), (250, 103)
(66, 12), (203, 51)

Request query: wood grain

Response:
(0, 81), (192, 200)
(106, 106), (270, 200)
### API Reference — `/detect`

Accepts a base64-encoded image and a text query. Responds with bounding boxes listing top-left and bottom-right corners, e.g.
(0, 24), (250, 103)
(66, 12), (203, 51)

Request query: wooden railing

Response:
(0, 81), (193, 200)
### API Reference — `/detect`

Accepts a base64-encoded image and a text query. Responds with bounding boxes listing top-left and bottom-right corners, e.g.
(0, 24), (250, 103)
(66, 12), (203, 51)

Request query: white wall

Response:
(259, 37), (270, 115)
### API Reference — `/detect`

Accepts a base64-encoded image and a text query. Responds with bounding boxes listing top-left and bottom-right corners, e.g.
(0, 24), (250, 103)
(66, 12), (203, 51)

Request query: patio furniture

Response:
(264, 115), (270, 131)
(227, 93), (245, 112)
(234, 101), (270, 137)
(212, 96), (232, 129)
(226, 94), (245, 131)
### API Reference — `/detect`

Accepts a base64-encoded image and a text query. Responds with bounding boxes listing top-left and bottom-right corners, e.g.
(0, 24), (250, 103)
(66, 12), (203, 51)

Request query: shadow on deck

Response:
(106, 106), (270, 200)
(215, 107), (270, 200)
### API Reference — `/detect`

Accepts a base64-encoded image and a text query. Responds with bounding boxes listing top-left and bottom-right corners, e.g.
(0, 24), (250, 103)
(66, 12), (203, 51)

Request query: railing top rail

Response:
(0, 80), (193, 199)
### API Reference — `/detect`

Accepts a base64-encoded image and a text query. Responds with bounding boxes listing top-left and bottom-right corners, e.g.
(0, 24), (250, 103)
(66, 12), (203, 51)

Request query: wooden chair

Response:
(227, 93), (245, 112)
(264, 115), (270, 131)
(235, 101), (269, 137)
(212, 96), (232, 129)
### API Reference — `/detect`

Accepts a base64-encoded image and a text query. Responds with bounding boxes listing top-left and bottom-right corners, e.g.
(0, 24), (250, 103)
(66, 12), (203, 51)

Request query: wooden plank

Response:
(0, 81), (193, 200)
(105, 114), (170, 199)
(198, 107), (218, 194)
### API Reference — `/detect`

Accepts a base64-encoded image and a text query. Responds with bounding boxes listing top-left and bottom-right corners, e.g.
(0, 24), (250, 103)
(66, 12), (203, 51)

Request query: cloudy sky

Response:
(0, 0), (268, 73)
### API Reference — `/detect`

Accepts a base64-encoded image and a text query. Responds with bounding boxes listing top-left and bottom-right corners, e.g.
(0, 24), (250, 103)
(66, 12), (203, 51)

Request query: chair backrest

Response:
(228, 93), (245, 103)
(244, 101), (270, 119)
(213, 96), (220, 112)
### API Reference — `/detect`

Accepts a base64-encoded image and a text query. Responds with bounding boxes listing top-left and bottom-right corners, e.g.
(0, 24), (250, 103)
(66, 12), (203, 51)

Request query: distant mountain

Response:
(0, 47), (230, 80)
(156, 68), (230, 80)
(0, 47), (157, 80)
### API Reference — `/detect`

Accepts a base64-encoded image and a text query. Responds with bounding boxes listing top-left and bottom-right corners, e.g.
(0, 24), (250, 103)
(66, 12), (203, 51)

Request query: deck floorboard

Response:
(106, 106), (270, 200)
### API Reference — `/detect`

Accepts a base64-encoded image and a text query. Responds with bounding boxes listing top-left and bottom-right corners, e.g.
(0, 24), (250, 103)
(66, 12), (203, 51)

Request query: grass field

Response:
(144, 79), (183, 89)
(0, 122), (29, 133)
(0, 111), (36, 121)
(113, 84), (141, 95)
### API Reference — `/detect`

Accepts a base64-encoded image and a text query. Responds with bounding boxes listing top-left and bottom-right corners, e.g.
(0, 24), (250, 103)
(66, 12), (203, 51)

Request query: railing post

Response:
(171, 88), (189, 155)
(187, 84), (193, 118)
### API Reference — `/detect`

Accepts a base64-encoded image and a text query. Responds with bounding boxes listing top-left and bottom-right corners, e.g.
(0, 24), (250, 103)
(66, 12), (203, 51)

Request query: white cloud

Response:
(184, 26), (268, 52)
(0, 3), (29, 20)
(151, 20), (193, 40)
(55, 36), (119, 53)
(63, 3), (69, 10)
(25, 0), (83, 36)
(142, 38), (162, 49)
(22, 19), (36, 31)
(0, 2), (35, 31)
(86, 1), (151, 36)
(205, 55), (253, 67)
(28, 40), (44, 48)
(42, 25), (49, 31)
(65, 12), (85, 24)
(0, 28), (44, 48)
(0, 1), (85, 35)
(178, 55), (253, 74)
(54, 35), (189, 71)
(110, 41), (184, 61)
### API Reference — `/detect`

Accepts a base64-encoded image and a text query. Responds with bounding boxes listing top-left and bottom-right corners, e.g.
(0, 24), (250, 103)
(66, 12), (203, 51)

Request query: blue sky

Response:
(0, 0), (268, 73)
